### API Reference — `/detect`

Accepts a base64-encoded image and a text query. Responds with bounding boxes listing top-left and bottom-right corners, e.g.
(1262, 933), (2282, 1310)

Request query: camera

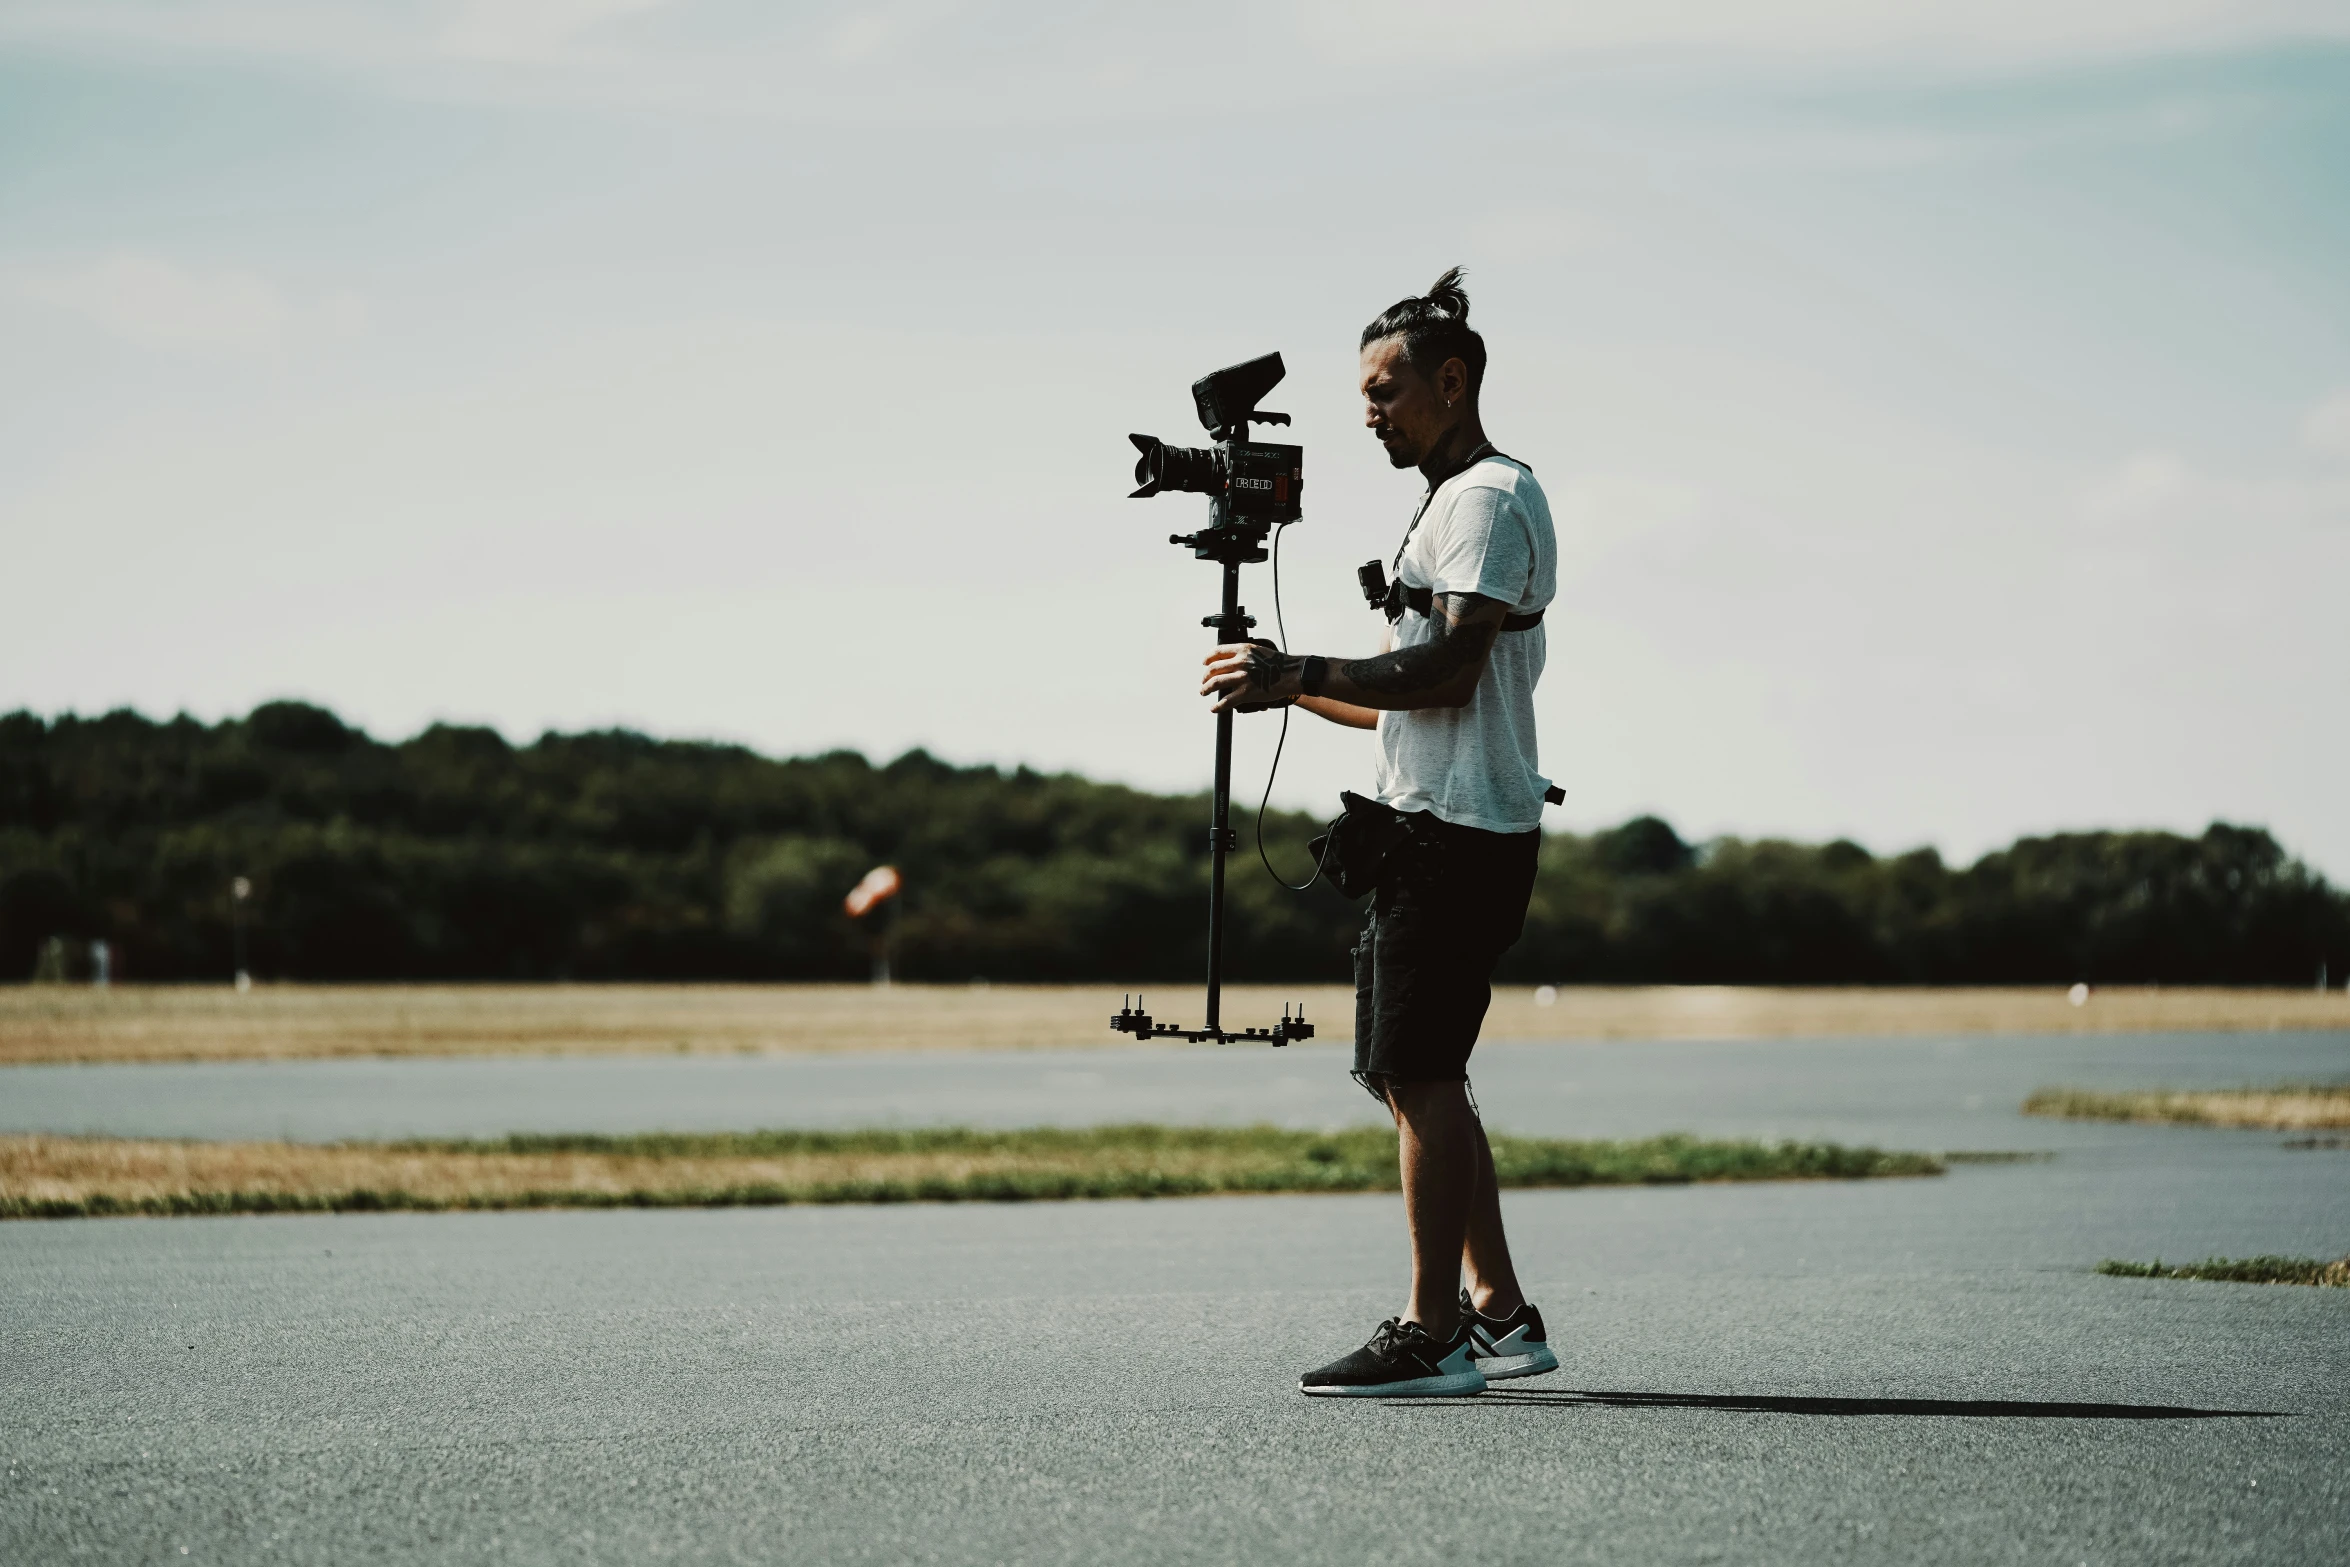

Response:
(1130, 436), (1303, 521)
(1129, 352), (1303, 528)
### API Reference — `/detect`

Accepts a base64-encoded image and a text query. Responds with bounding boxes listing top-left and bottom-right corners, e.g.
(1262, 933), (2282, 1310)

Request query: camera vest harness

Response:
(1350, 439), (1567, 809)
(1369, 443), (1545, 632)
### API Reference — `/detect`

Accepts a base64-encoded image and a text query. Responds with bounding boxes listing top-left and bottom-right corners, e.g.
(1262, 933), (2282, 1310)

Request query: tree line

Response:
(2, 703), (2342, 987)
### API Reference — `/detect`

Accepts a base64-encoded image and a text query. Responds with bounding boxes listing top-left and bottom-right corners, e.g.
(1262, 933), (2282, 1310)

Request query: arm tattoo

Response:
(1243, 642), (1297, 695)
(1336, 594), (1502, 697)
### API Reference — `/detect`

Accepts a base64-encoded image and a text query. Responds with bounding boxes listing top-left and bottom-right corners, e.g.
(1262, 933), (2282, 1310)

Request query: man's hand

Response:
(1201, 639), (1302, 714)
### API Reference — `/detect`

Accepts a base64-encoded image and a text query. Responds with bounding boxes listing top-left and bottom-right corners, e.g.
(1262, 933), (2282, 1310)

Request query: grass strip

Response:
(2022, 1084), (2350, 1131)
(1939, 1150), (2054, 1164)
(0, 1126), (1941, 1221)
(2097, 1255), (2350, 1287)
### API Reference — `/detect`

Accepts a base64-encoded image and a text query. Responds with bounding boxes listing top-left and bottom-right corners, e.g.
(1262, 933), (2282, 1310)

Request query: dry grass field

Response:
(2024, 1084), (2350, 1130)
(1, 982), (2344, 1067)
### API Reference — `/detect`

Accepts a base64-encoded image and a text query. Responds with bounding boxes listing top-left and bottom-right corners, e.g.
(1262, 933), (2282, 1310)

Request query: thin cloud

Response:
(2081, 445), (2350, 534)
(1468, 206), (1614, 265)
(6, 2), (2348, 125)
(2304, 389), (2350, 462)
(437, 0), (679, 64)
(2083, 450), (2192, 526)
(13, 255), (366, 353)
(1291, 0), (2350, 63)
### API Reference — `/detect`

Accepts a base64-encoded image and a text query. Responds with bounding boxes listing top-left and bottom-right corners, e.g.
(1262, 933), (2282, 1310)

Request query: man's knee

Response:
(1378, 1075), (1471, 1124)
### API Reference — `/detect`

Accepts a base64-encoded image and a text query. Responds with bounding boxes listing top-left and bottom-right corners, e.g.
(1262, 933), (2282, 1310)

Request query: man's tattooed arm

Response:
(1326, 593), (1507, 709)
(1200, 599), (1504, 716)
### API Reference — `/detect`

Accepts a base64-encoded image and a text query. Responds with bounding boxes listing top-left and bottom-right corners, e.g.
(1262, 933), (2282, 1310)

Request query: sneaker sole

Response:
(1299, 1370), (1487, 1398)
(1474, 1344), (1559, 1380)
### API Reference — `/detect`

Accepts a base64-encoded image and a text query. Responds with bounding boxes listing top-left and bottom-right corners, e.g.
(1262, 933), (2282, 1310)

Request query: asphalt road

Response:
(5, 1031), (2348, 1564)
(9, 1027), (2348, 1149)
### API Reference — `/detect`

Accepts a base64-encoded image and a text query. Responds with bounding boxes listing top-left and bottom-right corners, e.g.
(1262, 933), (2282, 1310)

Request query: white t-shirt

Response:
(1371, 453), (1557, 834)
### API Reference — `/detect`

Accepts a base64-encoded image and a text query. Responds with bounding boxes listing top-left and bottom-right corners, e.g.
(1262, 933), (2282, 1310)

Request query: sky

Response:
(2, 2), (2346, 873)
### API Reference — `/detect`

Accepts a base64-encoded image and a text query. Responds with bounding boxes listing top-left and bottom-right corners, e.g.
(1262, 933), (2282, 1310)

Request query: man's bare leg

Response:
(1384, 1078), (1485, 1336)
(1461, 1119), (1527, 1316)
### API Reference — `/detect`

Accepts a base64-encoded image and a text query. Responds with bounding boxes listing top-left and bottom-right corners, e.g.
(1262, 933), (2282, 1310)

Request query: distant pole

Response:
(231, 877), (251, 992)
(90, 940), (111, 989)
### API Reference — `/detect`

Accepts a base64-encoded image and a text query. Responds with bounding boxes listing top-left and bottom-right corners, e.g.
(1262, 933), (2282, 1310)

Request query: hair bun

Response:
(1424, 265), (1469, 320)
(1359, 265), (1487, 395)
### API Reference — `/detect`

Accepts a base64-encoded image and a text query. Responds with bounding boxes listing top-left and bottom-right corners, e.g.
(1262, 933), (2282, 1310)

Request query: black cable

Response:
(1257, 519), (1340, 893)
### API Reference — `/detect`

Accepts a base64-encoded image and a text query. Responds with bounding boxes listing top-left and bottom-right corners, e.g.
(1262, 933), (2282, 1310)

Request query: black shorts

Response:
(1352, 811), (1540, 1089)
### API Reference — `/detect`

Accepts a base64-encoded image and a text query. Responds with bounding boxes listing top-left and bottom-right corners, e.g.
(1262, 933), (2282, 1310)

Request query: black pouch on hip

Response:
(1307, 791), (1414, 900)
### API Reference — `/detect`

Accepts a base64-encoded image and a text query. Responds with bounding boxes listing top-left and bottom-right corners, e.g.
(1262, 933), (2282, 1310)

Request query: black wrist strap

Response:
(1301, 655), (1328, 696)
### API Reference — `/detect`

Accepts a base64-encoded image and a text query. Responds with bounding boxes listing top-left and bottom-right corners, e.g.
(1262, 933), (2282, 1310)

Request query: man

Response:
(1200, 267), (1559, 1398)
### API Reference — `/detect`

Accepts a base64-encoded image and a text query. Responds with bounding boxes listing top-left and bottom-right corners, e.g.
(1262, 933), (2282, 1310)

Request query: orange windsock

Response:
(844, 865), (903, 919)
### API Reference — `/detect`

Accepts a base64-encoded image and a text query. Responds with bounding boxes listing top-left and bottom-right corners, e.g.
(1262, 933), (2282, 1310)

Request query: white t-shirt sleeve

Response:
(1424, 483), (1537, 609)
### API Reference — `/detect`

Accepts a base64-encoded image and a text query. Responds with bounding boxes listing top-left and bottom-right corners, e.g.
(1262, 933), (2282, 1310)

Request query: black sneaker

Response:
(1459, 1289), (1560, 1380)
(1299, 1317), (1487, 1398)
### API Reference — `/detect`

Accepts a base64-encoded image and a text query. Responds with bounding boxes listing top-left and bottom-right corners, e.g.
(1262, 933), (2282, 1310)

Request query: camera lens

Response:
(1130, 435), (1224, 498)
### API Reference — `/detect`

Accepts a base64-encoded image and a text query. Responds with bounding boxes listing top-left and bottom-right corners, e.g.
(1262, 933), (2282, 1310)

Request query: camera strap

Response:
(1388, 442), (1502, 581)
(1386, 582), (1545, 632)
(1380, 443), (1543, 631)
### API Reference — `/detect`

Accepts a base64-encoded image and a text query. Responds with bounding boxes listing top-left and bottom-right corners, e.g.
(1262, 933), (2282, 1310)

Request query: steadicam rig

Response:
(1110, 995), (1312, 1046)
(1114, 351), (1315, 1048)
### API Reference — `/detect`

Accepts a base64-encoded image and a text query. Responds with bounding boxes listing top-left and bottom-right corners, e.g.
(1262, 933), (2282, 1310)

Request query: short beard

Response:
(1382, 439), (1418, 469)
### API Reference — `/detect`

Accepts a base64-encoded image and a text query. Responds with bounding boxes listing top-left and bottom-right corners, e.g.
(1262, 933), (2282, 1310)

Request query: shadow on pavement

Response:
(1393, 1389), (2284, 1419)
